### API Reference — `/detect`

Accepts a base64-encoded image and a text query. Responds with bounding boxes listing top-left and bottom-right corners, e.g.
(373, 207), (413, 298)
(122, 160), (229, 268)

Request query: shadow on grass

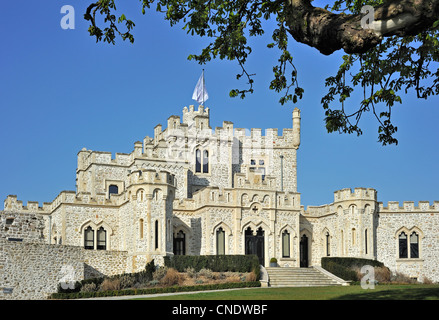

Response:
(333, 286), (439, 300)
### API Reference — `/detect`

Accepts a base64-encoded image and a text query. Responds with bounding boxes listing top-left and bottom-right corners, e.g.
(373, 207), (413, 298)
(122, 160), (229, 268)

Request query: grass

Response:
(135, 284), (439, 300)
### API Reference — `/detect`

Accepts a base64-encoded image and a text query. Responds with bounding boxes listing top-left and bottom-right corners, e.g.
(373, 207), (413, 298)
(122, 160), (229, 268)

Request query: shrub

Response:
(80, 282), (98, 293)
(100, 278), (121, 291)
(164, 255), (260, 280)
(160, 268), (183, 286)
(198, 268), (215, 279)
(153, 266), (168, 281)
(321, 257), (386, 282)
(185, 267), (197, 278)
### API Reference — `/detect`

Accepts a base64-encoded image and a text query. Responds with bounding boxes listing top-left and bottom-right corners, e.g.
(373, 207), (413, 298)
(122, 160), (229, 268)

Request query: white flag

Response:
(192, 70), (209, 105)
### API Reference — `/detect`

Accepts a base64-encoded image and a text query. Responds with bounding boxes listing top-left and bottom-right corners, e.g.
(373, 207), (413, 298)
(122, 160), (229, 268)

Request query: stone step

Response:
(265, 267), (344, 288)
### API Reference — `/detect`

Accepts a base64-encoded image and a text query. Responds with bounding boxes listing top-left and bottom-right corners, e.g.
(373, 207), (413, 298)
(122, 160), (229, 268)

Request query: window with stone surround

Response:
(97, 227), (106, 250)
(326, 232), (330, 257)
(249, 158), (266, 180)
(398, 229), (422, 259)
(195, 148), (209, 174)
(84, 226), (94, 250)
(109, 185), (119, 196)
(216, 227), (225, 255)
(282, 230), (290, 258)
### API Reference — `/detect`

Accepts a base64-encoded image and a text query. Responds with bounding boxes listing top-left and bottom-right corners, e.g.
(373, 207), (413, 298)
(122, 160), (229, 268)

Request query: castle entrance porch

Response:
(245, 227), (265, 266)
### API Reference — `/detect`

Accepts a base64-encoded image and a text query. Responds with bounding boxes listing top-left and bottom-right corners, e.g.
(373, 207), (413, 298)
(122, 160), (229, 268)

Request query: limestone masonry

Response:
(1, 105), (438, 299)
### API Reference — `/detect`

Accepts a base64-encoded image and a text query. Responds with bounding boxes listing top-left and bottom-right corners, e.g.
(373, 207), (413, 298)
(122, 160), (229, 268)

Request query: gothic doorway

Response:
(173, 230), (186, 255)
(245, 227), (265, 266)
(300, 234), (309, 267)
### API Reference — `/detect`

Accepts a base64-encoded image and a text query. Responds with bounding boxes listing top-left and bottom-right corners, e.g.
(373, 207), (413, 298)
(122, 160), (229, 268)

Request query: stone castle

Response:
(1, 104), (439, 299)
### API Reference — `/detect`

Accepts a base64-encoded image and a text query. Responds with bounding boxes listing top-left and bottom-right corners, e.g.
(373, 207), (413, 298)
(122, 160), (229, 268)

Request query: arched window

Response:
(195, 148), (209, 174)
(352, 228), (356, 245)
(109, 185), (119, 197)
(203, 150), (209, 173)
(326, 232), (330, 257)
(155, 220), (159, 250)
(195, 149), (201, 173)
(97, 227), (106, 250)
(84, 226), (94, 250)
(216, 227), (225, 255)
(282, 230), (290, 258)
(399, 232), (408, 258)
(410, 232), (419, 258)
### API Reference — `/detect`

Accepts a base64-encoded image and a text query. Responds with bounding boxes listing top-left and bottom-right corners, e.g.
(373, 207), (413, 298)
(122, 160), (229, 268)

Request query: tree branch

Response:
(284, 0), (439, 55)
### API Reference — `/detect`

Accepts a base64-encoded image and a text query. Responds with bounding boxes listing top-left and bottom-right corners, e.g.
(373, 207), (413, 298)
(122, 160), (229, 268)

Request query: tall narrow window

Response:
(84, 226), (94, 250)
(155, 220), (159, 250)
(326, 232), (330, 256)
(365, 229), (368, 254)
(216, 227), (225, 255)
(282, 230), (290, 258)
(139, 219), (144, 239)
(97, 227), (106, 250)
(399, 232), (408, 258)
(203, 150), (209, 173)
(410, 232), (419, 258)
(195, 149), (201, 173)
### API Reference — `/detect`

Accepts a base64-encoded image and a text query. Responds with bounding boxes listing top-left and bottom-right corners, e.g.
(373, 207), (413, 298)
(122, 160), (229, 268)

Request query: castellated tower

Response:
(4, 101), (439, 300)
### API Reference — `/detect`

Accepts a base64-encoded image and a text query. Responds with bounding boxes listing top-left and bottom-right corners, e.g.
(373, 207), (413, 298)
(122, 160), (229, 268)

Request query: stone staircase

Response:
(265, 266), (348, 287)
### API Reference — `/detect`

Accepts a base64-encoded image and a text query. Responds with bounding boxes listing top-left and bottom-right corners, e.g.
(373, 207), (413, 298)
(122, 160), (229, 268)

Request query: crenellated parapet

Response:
(378, 200), (439, 213)
(77, 148), (133, 171)
(333, 188), (377, 203)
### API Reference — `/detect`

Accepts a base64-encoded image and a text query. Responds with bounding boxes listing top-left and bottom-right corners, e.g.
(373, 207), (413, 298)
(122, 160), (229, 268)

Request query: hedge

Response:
(49, 281), (261, 300)
(321, 257), (385, 281)
(164, 255), (261, 279)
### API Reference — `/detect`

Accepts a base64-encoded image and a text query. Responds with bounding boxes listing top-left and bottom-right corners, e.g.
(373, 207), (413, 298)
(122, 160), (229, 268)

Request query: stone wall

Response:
(0, 239), (128, 300)
(376, 203), (439, 283)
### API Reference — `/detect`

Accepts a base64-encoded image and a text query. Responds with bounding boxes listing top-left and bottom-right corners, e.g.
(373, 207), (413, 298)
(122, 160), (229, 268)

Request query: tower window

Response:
(109, 185), (119, 197)
(195, 148), (209, 174)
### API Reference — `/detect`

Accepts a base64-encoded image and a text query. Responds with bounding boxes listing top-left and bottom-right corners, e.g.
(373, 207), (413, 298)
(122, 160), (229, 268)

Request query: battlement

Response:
(234, 173), (277, 190)
(3, 195), (49, 213)
(334, 188), (377, 202)
(128, 169), (176, 188)
(378, 200), (439, 212)
(77, 148), (132, 170)
(149, 105), (301, 153)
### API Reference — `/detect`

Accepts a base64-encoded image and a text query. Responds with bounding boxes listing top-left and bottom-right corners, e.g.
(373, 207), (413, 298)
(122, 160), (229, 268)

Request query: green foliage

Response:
(321, 257), (385, 281)
(49, 281), (261, 299)
(164, 254), (260, 279)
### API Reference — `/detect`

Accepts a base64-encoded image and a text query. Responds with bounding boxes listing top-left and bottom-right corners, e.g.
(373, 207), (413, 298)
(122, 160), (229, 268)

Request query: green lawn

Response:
(135, 284), (439, 300)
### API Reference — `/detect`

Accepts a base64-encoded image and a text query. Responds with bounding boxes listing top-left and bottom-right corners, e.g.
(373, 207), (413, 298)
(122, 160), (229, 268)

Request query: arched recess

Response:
(321, 227), (332, 257)
(212, 221), (233, 255)
(173, 223), (192, 255)
(278, 224), (296, 260)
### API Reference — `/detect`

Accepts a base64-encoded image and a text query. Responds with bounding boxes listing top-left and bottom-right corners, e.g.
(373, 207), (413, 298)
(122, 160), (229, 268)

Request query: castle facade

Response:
(1, 104), (439, 299)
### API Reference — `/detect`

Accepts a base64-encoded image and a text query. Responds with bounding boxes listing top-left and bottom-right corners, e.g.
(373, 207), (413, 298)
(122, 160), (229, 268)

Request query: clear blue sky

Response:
(0, 1), (438, 208)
